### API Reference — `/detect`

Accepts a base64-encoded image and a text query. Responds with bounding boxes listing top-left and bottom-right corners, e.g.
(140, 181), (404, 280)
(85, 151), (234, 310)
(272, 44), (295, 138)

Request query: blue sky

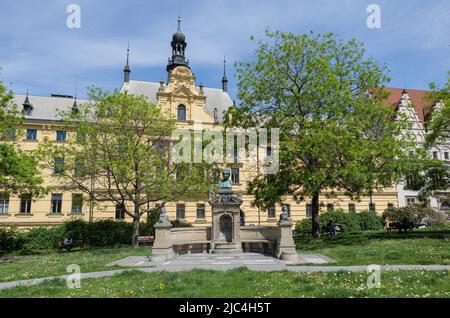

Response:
(0, 0), (449, 101)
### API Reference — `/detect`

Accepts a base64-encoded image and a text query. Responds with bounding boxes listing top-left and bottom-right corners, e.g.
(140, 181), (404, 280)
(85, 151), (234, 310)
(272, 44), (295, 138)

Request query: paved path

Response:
(1, 253), (450, 291)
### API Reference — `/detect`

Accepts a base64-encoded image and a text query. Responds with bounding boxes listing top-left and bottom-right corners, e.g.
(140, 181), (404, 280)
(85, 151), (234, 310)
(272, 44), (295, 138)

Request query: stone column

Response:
(150, 223), (175, 262)
(277, 220), (298, 261)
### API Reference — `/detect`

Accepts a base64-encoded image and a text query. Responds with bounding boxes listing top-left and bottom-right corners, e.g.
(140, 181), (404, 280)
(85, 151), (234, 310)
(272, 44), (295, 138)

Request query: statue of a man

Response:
(219, 168), (233, 189)
(279, 205), (290, 223)
(158, 205), (170, 224)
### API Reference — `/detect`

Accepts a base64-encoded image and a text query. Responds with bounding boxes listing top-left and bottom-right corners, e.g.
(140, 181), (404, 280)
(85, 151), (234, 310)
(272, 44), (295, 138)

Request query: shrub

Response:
(382, 204), (446, 227)
(171, 219), (193, 228)
(357, 210), (383, 231)
(295, 218), (312, 236)
(0, 225), (22, 252)
(20, 226), (64, 252)
(319, 209), (361, 233)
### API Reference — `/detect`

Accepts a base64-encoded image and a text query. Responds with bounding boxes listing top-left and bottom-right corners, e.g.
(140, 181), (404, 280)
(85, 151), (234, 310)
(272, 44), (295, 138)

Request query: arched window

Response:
(177, 105), (186, 121)
(440, 201), (450, 211)
(240, 210), (245, 226)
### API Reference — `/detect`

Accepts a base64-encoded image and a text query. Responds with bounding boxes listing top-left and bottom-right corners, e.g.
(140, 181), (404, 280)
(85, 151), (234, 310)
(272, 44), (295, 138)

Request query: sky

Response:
(0, 0), (449, 101)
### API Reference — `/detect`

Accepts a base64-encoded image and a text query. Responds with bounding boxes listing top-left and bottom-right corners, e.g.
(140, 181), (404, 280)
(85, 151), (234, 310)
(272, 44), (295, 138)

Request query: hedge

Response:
(295, 209), (383, 236)
(0, 217), (192, 254)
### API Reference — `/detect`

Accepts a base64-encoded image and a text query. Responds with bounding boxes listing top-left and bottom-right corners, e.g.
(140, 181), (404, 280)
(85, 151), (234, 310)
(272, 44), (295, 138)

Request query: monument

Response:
(149, 205), (175, 261)
(209, 168), (243, 254)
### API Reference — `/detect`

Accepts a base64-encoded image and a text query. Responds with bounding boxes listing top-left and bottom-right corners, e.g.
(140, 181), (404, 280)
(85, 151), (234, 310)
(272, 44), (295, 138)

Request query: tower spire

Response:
(222, 55), (228, 92)
(167, 16), (189, 73)
(124, 43), (131, 82)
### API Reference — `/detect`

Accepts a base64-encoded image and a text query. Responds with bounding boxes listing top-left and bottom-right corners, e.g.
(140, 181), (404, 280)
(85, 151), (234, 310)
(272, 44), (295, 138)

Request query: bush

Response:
(382, 204), (446, 227)
(20, 226), (64, 252)
(357, 210), (383, 231)
(295, 218), (312, 236)
(0, 225), (22, 252)
(171, 219), (193, 228)
(319, 209), (361, 233)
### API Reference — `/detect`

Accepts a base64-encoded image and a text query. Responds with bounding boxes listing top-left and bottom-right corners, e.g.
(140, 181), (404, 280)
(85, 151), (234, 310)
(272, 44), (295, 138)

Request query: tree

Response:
(39, 88), (214, 247)
(226, 30), (417, 238)
(0, 79), (45, 196)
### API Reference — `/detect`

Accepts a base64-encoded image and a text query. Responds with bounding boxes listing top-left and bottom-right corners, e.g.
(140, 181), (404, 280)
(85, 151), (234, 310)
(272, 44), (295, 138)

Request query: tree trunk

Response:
(131, 216), (140, 248)
(311, 191), (321, 238)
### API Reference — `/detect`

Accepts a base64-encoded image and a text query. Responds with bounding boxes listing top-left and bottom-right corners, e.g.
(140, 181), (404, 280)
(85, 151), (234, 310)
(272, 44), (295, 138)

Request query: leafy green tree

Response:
(0, 79), (45, 196)
(226, 30), (418, 238)
(38, 88), (213, 247)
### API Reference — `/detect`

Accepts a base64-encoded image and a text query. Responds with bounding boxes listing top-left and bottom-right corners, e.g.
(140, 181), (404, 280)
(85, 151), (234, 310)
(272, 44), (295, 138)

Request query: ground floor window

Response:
(369, 203), (376, 212)
(348, 203), (356, 213)
(115, 203), (125, 220)
(326, 203), (334, 212)
(20, 194), (32, 214)
(306, 204), (312, 217)
(0, 193), (9, 214)
(50, 194), (63, 214)
(387, 203), (394, 209)
(268, 205), (276, 218)
(196, 203), (205, 219)
(231, 168), (240, 184)
(176, 204), (185, 220)
(405, 196), (417, 206)
(282, 204), (291, 217)
(71, 194), (83, 214)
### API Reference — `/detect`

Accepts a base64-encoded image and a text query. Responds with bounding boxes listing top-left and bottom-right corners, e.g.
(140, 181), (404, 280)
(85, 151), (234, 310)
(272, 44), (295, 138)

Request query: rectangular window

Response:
(348, 203), (356, 213)
(196, 203), (205, 220)
(54, 157), (65, 173)
(26, 129), (37, 141)
(387, 203), (394, 209)
(0, 193), (9, 214)
(268, 205), (276, 218)
(74, 159), (85, 177)
(50, 194), (63, 214)
(231, 168), (240, 184)
(4, 128), (16, 140)
(327, 203), (334, 212)
(406, 196), (417, 206)
(432, 151), (438, 159)
(283, 204), (291, 217)
(56, 131), (67, 142)
(306, 204), (312, 217)
(176, 204), (185, 220)
(71, 194), (83, 214)
(266, 147), (272, 157)
(20, 194), (32, 214)
(369, 203), (376, 212)
(115, 204), (125, 220)
(445, 152), (449, 160)
(76, 132), (86, 144)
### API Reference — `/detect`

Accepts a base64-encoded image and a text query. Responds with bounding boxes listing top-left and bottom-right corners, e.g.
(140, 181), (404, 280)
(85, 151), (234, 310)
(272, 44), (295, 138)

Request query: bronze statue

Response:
(219, 168), (233, 189)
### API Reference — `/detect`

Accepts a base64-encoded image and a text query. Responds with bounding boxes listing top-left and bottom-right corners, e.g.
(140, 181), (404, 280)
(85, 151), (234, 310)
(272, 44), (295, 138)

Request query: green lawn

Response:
(295, 230), (450, 265)
(0, 246), (149, 282)
(1, 268), (449, 298)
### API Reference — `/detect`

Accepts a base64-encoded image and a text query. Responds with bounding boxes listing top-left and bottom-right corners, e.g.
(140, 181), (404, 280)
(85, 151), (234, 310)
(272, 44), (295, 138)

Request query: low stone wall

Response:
(171, 227), (211, 254)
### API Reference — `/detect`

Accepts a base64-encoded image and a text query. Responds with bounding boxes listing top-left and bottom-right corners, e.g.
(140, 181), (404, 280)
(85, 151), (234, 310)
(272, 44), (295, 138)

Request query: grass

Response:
(295, 229), (450, 265)
(1, 268), (449, 298)
(0, 246), (149, 283)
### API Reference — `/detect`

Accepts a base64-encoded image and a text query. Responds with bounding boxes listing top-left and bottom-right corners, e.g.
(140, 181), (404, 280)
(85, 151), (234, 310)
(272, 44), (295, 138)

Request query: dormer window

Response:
(22, 94), (33, 115)
(177, 104), (186, 121)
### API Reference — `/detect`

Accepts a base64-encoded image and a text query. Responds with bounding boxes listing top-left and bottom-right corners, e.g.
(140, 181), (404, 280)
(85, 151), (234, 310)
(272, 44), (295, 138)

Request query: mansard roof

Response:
(383, 87), (433, 124)
(11, 94), (89, 122)
(121, 80), (233, 122)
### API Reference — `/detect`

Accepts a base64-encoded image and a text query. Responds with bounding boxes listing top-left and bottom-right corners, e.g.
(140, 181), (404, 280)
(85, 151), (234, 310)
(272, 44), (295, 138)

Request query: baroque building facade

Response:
(0, 19), (400, 228)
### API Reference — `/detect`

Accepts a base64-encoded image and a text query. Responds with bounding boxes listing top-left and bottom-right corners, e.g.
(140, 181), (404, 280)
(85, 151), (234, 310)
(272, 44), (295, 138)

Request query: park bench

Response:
(0, 248), (4, 258)
(57, 239), (84, 252)
(386, 221), (415, 233)
(137, 236), (154, 246)
(241, 239), (276, 255)
(173, 240), (210, 255)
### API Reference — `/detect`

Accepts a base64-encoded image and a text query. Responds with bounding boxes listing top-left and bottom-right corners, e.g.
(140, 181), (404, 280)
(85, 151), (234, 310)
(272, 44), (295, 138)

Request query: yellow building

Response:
(0, 19), (398, 228)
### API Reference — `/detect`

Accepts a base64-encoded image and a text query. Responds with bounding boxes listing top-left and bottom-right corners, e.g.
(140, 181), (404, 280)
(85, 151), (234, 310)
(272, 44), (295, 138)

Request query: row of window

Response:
(23, 129), (68, 142)
(432, 151), (450, 161)
(0, 194), (83, 215)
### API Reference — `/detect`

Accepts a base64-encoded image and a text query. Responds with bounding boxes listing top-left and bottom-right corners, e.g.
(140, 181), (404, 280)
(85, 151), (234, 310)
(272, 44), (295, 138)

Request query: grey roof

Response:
(121, 80), (233, 122)
(11, 95), (89, 122)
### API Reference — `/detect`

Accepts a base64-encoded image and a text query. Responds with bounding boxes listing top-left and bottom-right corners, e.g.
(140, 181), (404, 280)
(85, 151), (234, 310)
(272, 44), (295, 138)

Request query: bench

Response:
(241, 240), (275, 255)
(386, 221), (415, 233)
(138, 236), (154, 246)
(173, 241), (210, 255)
(0, 249), (4, 258)
(58, 240), (84, 252)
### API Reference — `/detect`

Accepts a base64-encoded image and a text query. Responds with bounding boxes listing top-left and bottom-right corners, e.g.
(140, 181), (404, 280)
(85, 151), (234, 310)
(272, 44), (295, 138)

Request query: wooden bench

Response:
(58, 240), (84, 252)
(138, 236), (154, 246)
(386, 221), (415, 233)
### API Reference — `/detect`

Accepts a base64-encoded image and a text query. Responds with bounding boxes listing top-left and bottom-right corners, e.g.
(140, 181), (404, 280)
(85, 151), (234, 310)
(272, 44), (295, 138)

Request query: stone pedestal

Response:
(209, 188), (243, 254)
(150, 222), (175, 262)
(277, 220), (298, 261)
